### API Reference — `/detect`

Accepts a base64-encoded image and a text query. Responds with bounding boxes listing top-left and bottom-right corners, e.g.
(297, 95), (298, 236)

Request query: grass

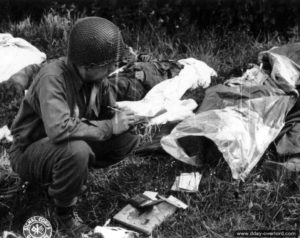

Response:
(0, 12), (300, 237)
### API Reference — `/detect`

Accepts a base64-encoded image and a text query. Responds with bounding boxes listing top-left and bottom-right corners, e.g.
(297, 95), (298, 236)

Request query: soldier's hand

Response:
(110, 108), (135, 135)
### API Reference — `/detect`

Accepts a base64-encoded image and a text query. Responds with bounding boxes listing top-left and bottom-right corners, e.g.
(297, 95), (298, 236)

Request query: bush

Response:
(1, 0), (300, 40)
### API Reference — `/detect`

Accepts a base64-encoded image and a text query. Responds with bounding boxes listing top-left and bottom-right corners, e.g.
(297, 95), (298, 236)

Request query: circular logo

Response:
(23, 216), (52, 238)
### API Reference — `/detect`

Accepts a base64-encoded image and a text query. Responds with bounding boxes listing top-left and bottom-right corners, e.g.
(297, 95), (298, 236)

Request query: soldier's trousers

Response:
(10, 132), (139, 207)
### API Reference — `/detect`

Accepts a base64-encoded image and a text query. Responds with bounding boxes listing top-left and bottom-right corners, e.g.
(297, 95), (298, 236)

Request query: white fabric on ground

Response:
(0, 125), (13, 142)
(0, 33), (46, 83)
(116, 58), (217, 125)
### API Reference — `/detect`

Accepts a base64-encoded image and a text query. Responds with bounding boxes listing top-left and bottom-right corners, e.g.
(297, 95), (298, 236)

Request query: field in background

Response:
(0, 10), (299, 238)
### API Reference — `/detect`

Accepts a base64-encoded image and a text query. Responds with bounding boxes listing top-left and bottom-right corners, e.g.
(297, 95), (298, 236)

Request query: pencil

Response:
(107, 105), (122, 112)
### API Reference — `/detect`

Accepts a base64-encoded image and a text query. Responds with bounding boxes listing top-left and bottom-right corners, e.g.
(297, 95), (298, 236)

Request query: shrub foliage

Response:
(1, 0), (300, 40)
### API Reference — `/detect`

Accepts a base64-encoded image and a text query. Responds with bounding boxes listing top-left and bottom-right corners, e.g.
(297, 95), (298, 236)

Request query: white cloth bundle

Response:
(0, 33), (46, 83)
(116, 58), (217, 125)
